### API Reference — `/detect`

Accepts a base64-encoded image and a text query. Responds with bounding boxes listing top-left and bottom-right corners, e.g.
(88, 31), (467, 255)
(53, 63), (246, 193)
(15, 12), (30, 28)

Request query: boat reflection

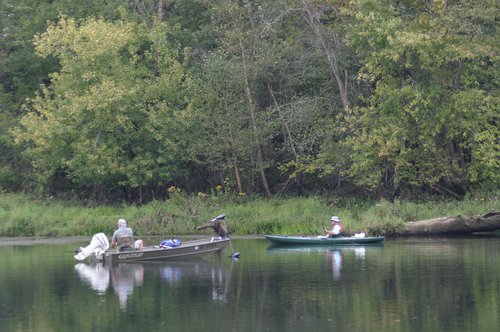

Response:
(75, 259), (233, 308)
(266, 244), (376, 255)
(266, 245), (376, 280)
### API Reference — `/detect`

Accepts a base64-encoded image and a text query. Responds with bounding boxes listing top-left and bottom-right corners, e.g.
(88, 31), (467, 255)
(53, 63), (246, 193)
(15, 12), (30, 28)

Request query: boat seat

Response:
(117, 236), (135, 252)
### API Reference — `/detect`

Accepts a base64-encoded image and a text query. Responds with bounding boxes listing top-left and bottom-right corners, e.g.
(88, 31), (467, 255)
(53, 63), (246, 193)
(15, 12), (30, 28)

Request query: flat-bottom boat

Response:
(103, 237), (230, 264)
(74, 214), (233, 264)
(74, 233), (230, 264)
(265, 234), (384, 245)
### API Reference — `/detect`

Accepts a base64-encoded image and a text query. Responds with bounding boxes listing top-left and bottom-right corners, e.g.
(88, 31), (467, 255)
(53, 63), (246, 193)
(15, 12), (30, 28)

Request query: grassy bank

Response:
(0, 191), (498, 238)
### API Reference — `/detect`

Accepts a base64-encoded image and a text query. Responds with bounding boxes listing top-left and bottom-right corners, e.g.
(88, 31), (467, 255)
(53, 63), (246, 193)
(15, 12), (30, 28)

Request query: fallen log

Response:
(401, 211), (500, 235)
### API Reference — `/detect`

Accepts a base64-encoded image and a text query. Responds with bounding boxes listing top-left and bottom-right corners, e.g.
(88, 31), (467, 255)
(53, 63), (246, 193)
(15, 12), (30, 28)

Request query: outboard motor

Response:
(74, 233), (110, 261)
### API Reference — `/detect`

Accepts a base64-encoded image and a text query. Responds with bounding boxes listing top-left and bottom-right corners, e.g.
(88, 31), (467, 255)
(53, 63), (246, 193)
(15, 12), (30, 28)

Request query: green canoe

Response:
(265, 234), (384, 245)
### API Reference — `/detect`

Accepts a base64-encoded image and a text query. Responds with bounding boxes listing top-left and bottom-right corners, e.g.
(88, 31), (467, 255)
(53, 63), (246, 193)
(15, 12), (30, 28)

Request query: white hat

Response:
(330, 216), (340, 222)
(117, 218), (127, 228)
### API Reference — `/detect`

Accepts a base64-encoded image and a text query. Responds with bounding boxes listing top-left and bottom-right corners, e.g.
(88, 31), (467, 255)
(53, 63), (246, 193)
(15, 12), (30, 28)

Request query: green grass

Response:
(0, 190), (498, 238)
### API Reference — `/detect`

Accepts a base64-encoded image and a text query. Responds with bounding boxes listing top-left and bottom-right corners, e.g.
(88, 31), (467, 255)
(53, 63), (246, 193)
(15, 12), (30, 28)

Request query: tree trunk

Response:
(267, 82), (305, 194)
(300, 1), (350, 109)
(223, 98), (244, 195)
(238, 36), (272, 197)
(157, 0), (164, 21)
(401, 211), (500, 235)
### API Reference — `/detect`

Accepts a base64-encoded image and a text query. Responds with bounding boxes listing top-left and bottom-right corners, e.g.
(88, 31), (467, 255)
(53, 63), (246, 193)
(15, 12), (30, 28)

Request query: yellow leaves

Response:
(34, 15), (135, 64)
(20, 15), (192, 189)
(167, 186), (181, 193)
(81, 72), (97, 81)
(86, 80), (127, 110)
(33, 15), (77, 58)
(74, 19), (135, 60)
(377, 136), (398, 158)
(448, 44), (476, 61)
(418, 14), (430, 28)
(431, 0), (445, 14)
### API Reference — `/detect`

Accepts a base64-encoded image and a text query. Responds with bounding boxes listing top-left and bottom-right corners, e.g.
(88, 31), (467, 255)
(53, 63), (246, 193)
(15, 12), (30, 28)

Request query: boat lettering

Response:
(118, 252), (144, 259)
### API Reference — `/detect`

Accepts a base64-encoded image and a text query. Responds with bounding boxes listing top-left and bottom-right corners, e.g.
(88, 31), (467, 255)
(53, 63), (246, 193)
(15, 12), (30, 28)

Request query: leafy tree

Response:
(0, 0), (58, 191)
(194, 0), (354, 196)
(332, 0), (499, 198)
(3, 0), (497, 202)
(199, 0), (280, 196)
(0, 0), (144, 192)
(257, 0), (359, 194)
(14, 16), (192, 202)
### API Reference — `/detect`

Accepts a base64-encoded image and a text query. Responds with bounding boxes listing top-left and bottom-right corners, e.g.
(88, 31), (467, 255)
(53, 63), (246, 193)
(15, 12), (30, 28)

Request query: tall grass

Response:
(0, 190), (498, 238)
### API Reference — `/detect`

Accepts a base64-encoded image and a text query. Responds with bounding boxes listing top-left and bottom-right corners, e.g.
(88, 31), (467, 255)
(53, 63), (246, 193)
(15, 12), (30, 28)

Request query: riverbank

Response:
(0, 236), (88, 246)
(0, 191), (498, 237)
(0, 234), (266, 246)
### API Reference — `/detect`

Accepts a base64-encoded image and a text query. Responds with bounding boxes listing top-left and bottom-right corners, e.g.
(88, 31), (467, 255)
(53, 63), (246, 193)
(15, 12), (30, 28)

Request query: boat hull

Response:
(265, 235), (384, 245)
(103, 237), (230, 265)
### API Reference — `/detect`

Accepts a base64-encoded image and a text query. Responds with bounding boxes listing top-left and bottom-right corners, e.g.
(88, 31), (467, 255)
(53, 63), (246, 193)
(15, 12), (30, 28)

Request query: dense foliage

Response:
(1, 0), (498, 203)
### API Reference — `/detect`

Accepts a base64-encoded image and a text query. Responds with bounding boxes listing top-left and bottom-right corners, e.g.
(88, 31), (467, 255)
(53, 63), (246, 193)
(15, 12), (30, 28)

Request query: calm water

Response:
(0, 236), (499, 332)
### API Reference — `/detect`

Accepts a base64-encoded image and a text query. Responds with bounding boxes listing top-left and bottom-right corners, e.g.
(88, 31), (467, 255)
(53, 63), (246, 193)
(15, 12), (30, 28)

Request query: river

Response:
(0, 236), (498, 331)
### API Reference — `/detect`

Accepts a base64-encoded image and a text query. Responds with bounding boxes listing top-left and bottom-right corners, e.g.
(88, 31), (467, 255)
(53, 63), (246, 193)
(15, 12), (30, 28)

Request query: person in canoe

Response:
(324, 216), (343, 238)
(111, 218), (144, 252)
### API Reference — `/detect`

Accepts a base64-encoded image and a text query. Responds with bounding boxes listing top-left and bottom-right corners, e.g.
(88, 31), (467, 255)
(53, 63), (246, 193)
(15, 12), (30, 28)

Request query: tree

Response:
(0, 0), (58, 191)
(333, 0), (499, 199)
(257, 0), (357, 194)
(292, 0), (351, 109)
(0, 0), (134, 192)
(190, 51), (253, 194)
(200, 0), (278, 196)
(14, 16), (192, 202)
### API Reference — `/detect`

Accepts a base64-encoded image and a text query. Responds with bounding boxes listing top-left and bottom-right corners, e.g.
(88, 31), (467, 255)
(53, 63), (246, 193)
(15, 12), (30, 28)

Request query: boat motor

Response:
(74, 233), (110, 261)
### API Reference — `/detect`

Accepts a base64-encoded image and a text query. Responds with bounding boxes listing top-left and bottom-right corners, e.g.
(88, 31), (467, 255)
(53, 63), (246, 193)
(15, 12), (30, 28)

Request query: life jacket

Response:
(329, 223), (343, 237)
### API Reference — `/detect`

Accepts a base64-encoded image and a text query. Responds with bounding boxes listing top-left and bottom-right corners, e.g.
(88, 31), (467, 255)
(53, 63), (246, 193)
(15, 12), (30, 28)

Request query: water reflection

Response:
(159, 264), (182, 284)
(158, 261), (233, 302)
(328, 250), (343, 280)
(74, 263), (110, 294)
(74, 262), (144, 309)
(266, 243), (380, 255)
(210, 263), (232, 302)
(75, 259), (233, 308)
(111, 264), (144, 309)
(267, 245), (373, 281)
(2, 238), (500, 331)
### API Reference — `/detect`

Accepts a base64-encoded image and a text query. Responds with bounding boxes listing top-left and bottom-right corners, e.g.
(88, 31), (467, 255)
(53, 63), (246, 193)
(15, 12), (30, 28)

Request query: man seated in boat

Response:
(324, 216), (343, 238)
(111, 219), (144, 252)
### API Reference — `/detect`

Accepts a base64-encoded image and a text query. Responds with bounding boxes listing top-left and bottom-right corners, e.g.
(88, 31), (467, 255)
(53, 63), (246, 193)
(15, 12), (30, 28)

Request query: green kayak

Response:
(265, 234), (384, 245)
